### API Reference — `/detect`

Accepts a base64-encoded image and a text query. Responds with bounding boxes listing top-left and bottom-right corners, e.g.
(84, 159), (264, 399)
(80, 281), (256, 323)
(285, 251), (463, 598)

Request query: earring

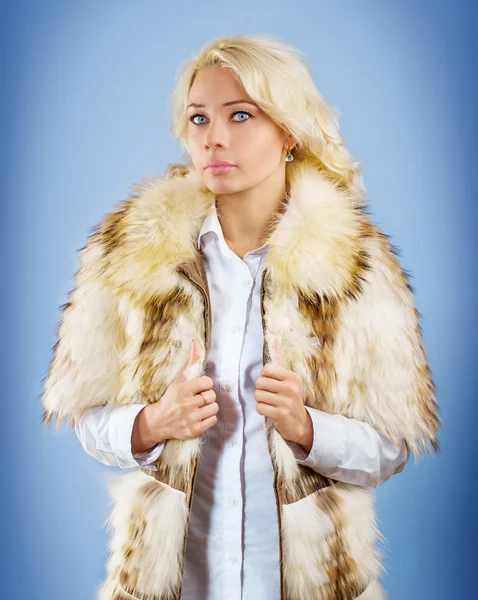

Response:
(285, 148), (294, 162)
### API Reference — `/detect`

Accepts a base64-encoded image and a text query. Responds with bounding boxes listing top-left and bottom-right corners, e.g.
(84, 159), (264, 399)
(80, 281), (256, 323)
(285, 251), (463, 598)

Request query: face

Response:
(186, 65), (294, 196)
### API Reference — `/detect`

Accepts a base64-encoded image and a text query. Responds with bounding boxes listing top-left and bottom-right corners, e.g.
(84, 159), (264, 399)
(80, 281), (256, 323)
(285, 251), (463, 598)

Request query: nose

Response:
(204, 117), (229, 150)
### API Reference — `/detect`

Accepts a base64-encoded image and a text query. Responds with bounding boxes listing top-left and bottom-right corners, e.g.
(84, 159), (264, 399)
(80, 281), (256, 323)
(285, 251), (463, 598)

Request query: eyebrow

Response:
(187, 99), (258, 109)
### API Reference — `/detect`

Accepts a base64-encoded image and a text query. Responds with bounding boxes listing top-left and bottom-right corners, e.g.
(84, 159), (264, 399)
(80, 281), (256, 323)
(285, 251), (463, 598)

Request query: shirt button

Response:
(222, 382), (233, 392)
(230, 556), (239, 565)
(232, 324), (242, 334)
(232, 498), (238, 506)
(242, 279), (250, 288)
(230, 437), (237, 446)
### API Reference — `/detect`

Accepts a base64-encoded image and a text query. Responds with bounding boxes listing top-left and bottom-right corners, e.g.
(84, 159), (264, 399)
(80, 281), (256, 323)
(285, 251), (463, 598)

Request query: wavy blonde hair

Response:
(169, 33), (365, 197)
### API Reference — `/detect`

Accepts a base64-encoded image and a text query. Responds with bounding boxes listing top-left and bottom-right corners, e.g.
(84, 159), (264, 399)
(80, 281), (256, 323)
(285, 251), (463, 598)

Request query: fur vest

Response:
(41, 158), (441, 600)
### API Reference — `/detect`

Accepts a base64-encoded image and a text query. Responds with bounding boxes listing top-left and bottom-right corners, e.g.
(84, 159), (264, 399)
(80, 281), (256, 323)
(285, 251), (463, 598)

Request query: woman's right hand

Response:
(131, 339), (218, 453)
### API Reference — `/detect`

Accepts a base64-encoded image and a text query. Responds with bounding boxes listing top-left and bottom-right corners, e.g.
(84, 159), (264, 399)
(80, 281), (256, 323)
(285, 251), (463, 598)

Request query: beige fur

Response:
(281, 482), (383, 599)
(281, 488), (336, 597)
(41, 159), (441, 599)
(98, 470), (189, 599)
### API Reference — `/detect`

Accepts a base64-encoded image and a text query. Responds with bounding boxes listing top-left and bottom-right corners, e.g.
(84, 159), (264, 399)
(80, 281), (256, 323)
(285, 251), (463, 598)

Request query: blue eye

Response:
(188, 110), (252, 125)
(231, 111), (251, 122)
(189, 114), (207, 125)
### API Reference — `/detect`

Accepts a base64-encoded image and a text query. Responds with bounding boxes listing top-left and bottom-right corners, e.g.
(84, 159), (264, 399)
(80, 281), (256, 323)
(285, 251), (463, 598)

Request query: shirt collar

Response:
(197, 201), (269, 257)
(197, 200), (223, 249)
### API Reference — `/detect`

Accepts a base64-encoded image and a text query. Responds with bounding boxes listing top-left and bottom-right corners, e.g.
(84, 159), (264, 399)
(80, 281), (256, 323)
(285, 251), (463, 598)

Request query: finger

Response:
(185, 375), (214, 395)
(199, 389), (216, 403)
(197, 401), (219, 420)
(174, 339), (203, 384)
(261, 361), (289, 381)
(193, 389), (216, 407)
(256, 401), (277, 418)
(197, 415), (217, 433)
(254, 389), (283, 407)
(273, 339), (284, 368)
(255, 375), (282, 393)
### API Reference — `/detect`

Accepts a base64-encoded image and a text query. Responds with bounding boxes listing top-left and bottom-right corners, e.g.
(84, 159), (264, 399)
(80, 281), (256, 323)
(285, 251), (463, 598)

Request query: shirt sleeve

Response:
(285, 406), (410, 487)
(73, 403), (165, 470)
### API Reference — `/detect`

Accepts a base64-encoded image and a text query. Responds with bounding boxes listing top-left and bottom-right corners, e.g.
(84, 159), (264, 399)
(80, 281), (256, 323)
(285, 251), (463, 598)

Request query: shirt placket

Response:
(220, 257), (255, 600)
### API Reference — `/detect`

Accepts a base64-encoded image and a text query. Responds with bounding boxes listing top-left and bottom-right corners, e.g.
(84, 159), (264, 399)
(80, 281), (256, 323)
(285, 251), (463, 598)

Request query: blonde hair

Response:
(169, 33), (365, 197)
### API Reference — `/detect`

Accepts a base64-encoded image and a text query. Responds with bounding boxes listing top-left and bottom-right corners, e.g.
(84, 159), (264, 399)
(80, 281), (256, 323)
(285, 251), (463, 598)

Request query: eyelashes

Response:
(188, 110), (253, 125)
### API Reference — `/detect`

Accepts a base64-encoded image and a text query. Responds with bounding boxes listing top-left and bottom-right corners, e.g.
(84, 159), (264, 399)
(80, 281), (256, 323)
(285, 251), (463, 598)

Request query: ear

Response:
(285, 134), (297, 152)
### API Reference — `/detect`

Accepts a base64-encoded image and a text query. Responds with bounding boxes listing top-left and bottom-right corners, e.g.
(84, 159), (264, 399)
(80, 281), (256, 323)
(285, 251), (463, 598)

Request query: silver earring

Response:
(285, 148), (294, 162)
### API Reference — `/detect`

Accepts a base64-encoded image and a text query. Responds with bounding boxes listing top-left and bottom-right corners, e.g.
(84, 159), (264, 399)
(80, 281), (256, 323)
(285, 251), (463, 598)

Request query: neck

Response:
(215, 167), (288, 258)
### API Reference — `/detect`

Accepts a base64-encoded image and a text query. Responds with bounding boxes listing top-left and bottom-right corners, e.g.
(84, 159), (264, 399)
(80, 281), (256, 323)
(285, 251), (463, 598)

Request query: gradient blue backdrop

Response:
(5, 0), (476, 598)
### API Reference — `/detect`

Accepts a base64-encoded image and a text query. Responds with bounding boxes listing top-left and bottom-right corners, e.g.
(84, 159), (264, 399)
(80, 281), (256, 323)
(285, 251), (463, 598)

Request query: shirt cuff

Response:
(133, 442), (165, 467)
(286, 406), (347, 472)
(108, 404), (164, 469)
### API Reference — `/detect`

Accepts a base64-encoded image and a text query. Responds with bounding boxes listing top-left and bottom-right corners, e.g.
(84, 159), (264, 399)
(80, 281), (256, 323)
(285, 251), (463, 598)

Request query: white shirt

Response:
(75, 201), (409, 600)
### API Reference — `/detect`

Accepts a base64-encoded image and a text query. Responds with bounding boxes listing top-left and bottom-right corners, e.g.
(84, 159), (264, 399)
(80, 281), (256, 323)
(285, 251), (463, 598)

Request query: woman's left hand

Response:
(254, 340), (313, 449)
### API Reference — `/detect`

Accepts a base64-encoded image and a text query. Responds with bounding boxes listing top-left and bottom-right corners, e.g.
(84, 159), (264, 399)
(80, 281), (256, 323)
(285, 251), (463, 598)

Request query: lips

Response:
(205, 161), (236, 175)
(205, 160), (236, 169)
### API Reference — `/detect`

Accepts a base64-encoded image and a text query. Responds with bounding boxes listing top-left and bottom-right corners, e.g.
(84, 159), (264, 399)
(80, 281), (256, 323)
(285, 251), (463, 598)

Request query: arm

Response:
(74, 404), (164, 470)
(285, 406), (409, 488)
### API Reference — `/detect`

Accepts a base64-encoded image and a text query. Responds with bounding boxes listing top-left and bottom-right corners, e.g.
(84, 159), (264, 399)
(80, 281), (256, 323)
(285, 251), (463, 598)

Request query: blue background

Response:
(5, 0), (476, 598)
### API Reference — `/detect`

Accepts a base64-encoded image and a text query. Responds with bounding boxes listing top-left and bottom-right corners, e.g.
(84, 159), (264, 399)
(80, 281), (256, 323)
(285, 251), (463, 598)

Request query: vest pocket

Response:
(281, 482), (380, 600)
(114, 582), (164, 600)
(114, 584), (144, 599)
(100, 470), (188, 600)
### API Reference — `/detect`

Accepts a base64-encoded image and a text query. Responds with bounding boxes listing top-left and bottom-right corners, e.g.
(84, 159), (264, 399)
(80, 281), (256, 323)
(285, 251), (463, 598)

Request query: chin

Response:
(203, 176), (245, 196)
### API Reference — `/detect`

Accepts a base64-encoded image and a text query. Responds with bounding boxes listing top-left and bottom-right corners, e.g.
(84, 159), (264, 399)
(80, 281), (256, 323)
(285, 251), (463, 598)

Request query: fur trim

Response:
(98, 470), (188, 600)
(42, 160), (440, 457)
(281, 482), (383, 599)
(40, 159), (441, 599)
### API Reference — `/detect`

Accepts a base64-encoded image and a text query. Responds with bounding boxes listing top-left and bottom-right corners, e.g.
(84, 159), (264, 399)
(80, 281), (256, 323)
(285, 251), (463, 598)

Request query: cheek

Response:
(186, 126), (203, 152)
(246, 128), (283, 164)
(186, 136), (204, 172)
(241, 141), (282, 178)
(186, 133), (198, 154)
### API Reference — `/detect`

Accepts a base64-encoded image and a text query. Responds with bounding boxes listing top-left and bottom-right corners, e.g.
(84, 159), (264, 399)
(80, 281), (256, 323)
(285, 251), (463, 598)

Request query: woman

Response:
(41, 34), (441, 600)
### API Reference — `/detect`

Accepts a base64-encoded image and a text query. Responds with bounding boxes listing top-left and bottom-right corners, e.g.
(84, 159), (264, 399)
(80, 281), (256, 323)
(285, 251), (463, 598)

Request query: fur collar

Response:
(103, 159), (371, 301)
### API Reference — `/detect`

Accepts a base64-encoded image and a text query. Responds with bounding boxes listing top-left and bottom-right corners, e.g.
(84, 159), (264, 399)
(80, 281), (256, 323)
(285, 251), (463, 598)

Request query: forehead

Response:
(188, 66), (250, 102)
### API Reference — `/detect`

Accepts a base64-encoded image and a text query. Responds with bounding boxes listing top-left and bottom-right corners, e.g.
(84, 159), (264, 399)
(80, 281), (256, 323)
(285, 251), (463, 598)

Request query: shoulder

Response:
(75, 163), (214, 296)
(88, 162), (199, 252)
(358, 219), (418, 316)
